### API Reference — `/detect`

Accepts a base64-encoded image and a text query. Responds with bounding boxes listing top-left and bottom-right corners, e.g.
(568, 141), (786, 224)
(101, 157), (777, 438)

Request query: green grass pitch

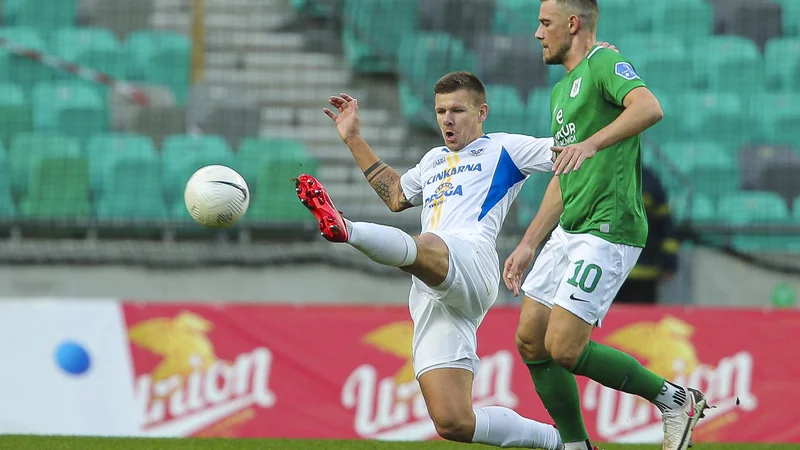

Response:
(0, 437), (797, 450)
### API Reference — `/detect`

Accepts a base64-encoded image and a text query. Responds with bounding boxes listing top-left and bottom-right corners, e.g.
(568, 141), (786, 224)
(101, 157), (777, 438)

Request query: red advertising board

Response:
(122, 303), (800, 443)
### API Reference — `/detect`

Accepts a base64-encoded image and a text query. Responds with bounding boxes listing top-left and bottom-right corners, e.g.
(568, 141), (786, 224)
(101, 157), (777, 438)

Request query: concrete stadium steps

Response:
(261, 107), (393, 128)
(152, 0), (293, 33)
(206, 32), (306, 53)
(148, 0), (416, 225)
(202, 68), (350, 89)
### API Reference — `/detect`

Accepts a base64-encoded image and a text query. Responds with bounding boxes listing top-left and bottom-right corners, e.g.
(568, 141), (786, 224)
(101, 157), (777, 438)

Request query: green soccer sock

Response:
(570, 340), (665, 402)
(525, 358), (589, 443)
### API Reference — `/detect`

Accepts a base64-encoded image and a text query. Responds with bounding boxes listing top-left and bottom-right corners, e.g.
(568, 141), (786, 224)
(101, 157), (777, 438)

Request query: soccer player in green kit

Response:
(502, 1), (712, 450)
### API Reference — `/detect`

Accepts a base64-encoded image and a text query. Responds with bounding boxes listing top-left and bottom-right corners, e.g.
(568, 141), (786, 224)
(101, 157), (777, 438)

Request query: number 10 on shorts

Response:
(567, 259), (603, 294)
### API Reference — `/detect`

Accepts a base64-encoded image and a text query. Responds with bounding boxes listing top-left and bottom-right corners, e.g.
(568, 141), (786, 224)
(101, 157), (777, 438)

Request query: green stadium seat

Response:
(6, 0), (76, 38)
(125, 31), (191, 103)
(649, 0), (713, 43)
(161, 134), (236, 205)
(660, 141), (740, 200)
(31, 81), (108, 142)
(290, 0), (331, 18)
(342, 27), (392, 74)
(0, 83), (32, 149)
(678, 92), (758, 150)
(248, 157), (318, 223)
(718, 191), (792, 252)
(87, 133), (157, 195)
(748, 94), (800, 147)
(10, 132), (81, 196)
(483, 85), (527, 134)
(515, 172), (552, 228)
(617, 34), (692, 94)
(773, 0), (800, 37)
(397, 32), (477, 89)
(398, 80), (432, 129)
(594, 0), (639, 43)
(0, 27), (54, 92)
(494, 0), (539, 36)
(671, 193), (715, 224)
(693, 36), (764, 92)
(718, 191), (790, 224)
(0, 144), (15, 217)
(20, 156), (91, 218)
(342, 0), (416, 74)
(96, 158), (167, 220)
(527, 88), (553, 138)
(643, 91), (681, 146)
(51, 28), (127, 81)
(236, 137), (310, 185)
(547, 65), (567, 88)
(765, 38), (800, 92)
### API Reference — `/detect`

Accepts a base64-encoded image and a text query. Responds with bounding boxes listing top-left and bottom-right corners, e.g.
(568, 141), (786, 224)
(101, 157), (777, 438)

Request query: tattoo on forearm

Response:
(363, 161), (385, 180)
(372, 177), (394, 206)
(362, 160), (410, 210)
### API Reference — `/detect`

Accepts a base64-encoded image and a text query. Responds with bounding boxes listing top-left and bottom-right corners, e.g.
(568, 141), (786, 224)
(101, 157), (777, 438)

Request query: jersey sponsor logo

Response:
(570, 77), (582, 98)
(555, 119), (577, 146)
(469, 147), (485, 156)
(556, 109), (564, 125)
(424, 182), (463, 208)
(433, 156), (447, 168)
(424, 163), (482, 186)
(615, 62), (640, 81)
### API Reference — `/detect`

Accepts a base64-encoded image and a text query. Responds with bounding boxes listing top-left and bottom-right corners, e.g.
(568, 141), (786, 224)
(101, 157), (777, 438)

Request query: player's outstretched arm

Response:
(324, 93), (415, 212)
(503, 176), (563, 295)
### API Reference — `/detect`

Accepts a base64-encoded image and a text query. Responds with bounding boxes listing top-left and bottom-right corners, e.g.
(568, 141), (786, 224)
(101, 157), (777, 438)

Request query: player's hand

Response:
(551, 141), (598, 175)
(503, 245), (535, 297)
(324, 92), (361, 142)
(597, 41), (620, 53)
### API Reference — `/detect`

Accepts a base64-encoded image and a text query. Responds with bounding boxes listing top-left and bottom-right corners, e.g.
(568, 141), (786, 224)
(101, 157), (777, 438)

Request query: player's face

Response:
(535, 0), (572, 65)
(434, 90), (487, 152)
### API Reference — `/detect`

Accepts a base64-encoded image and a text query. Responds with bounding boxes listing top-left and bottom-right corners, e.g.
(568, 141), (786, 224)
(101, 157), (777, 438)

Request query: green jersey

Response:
(551, 45), (649, 248)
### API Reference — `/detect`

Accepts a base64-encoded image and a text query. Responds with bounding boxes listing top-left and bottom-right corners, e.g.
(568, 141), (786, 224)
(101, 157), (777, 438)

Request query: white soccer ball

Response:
(184, 165), (250, 229)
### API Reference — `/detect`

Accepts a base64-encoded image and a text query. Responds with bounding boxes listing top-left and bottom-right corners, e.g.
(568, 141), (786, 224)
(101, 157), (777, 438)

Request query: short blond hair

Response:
(541, 0), (599, 32)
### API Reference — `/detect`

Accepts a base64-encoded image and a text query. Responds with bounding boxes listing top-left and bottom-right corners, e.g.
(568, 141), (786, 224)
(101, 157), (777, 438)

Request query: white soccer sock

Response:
(654, 380), (687, 412)
(345, 220), (418, 267)
(472, 406), (562, 450)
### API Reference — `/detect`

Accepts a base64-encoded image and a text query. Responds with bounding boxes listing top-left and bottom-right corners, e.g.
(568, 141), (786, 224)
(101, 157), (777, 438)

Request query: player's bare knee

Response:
(547, 339), (582, 370)
(404, 233), (449, 286)
(431, 412), (475, 443)
(515, 328), (548, 361)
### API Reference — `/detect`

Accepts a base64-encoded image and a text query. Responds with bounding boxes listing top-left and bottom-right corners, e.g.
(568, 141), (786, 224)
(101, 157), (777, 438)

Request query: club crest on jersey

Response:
(433, 156), (447, 167)
(469, 148), (485, 156)
(615, 62), (639, 81)
(424, 182), (463, 208)
(570, 77), (582, 98)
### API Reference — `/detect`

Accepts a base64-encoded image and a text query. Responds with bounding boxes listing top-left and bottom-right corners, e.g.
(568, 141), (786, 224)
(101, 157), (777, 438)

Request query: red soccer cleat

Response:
(295, 174), (349, 242)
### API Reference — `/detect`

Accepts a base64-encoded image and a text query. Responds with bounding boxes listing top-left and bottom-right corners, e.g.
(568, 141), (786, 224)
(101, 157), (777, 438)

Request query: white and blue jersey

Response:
(400, 133), (554, 245)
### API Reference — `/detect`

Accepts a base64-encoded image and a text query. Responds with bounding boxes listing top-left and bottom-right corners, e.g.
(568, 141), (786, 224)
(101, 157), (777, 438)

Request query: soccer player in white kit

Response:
(295, 72), (562, 449)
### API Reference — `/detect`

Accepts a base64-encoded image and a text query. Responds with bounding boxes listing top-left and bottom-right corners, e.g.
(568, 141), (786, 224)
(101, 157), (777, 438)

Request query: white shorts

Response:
(410, 232), (499, 378)
(520, 225), (642, 327)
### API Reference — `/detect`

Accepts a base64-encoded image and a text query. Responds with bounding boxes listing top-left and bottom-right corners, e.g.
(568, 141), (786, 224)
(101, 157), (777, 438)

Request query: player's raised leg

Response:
(296, 173), (449, 286)
(418, 366), (561, 449)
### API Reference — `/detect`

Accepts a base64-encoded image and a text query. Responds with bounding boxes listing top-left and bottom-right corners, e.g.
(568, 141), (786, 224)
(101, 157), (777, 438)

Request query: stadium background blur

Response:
(0, 0), (798, 443)
(0, 0), (796, 307)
